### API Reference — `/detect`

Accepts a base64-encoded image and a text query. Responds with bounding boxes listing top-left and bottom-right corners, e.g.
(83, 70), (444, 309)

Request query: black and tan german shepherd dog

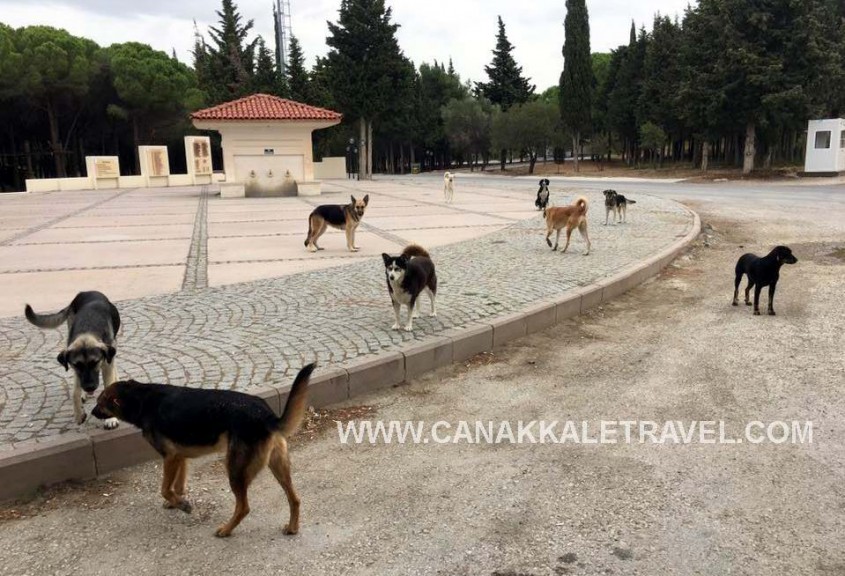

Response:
(25, 291), (121, 428)
(732, 246), (798, 315)
(304, 194), (369, 252)
(92, 363), (316, 538)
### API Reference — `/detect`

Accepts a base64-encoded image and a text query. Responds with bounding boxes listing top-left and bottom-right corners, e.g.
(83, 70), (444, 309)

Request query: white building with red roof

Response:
(191, 94), (342, 197)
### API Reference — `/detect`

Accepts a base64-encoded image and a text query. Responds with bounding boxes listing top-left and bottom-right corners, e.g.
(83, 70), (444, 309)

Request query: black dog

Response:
(535, 179), (550, 211)
(92, 363), (316, 537)
(732, 246), (798, 315)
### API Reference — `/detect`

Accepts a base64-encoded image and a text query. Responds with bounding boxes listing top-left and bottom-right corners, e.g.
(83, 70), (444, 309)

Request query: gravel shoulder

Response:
(0, 193), (842, 576)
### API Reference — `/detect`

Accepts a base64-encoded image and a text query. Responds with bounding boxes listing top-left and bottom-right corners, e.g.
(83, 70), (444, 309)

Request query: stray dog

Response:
(382, 244), (437, 332)
(25, 291), (121, 429)
(304, 194), (369, 252)
(544, 196), (591, 255)
(603, 189), (636, 224)
(92, 363), (316, 538)
(732, 246), (797, 315)
(443, 172), (455, 203)
(535, 179), (550, 211)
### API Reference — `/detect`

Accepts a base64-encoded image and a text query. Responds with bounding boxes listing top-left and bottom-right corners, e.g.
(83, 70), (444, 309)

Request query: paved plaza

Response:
(0, 178), (693, 445)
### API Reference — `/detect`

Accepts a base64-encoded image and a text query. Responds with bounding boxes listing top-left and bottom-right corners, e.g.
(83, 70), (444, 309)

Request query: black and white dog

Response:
(535, 179), (550, 211)
(382, 245), (437, 332)
(603, 189), (636, 224)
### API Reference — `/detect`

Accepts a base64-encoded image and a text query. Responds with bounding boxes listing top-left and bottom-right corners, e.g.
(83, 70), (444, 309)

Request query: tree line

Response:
(1, 0), (843, 190)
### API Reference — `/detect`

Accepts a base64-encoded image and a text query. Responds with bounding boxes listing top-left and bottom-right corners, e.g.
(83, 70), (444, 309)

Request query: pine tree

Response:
(607, 22), (645, 164)
(325, 0), (409, 179)
(286, 35), (310, 102)
(475, 16), (534, 110)
(559, 0), (593, 172)
(204, 0), (258, 104)
(637, 15), (682, 160)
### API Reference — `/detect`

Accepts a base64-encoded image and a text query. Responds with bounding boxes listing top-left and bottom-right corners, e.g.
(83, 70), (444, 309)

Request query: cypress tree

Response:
(475, 16), (534, 169)
(286, 35), (310, 103)
(205, 0), (258, 104)
(559, 0), (593, 172)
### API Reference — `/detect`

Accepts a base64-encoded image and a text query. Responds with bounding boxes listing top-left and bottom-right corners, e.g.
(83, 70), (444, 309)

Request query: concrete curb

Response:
(0, 209), (700, 503)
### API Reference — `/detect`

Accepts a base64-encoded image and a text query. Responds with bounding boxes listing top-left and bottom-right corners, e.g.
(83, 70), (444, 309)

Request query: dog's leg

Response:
(391, 300), (402, 330)
(404, 299), (415, 331)
(100, 360), (120, 430)
(579, 221), (591, 256)
(744, 280), (754, 306)
(72, 378), (86, 425)
(173, 459), (189, 497)
(412, 296), (421, 318)
(604, 208), (610, 225)
(161, 456), (192, 513)
(268, 438), (300, 535)
(553, 228), (561, 251)
(545, 227), (554, 249)
(733, 272), (742, 306)
(345, 226), (359, 252)
(753, 284), (763, 316)
(427, 288), (437, 317)
(767, 283), (777, 316)
(216, 444), (264, 537)
(562, 227), (573, 253)
(313, 221), (327, 251)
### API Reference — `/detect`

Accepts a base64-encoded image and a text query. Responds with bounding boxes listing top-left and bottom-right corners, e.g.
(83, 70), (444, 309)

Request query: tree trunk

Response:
(23, 140), (34, 179)
(367, 120), (373, 179)
(46, 100), (66, 178)
(572, 133), (580, 172)
(499, 148), (506, 171)
(742, 122), (756, 174)
(701, 140), (710, 172)
(132, 115), (141, 175)
(529, 153), (536, 174)
(358, 118), (366, 180)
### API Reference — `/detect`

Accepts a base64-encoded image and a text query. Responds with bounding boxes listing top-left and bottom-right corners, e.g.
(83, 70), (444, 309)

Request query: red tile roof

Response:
(191, 94), (342, 122)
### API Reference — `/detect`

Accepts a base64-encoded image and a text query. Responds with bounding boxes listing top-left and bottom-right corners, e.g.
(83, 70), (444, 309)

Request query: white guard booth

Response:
(191, 94), (342, 198)
(803, 118), (845, 175)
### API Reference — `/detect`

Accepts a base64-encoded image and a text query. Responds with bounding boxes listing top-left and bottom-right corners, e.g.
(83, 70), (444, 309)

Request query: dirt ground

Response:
(0, 191), (843, 576)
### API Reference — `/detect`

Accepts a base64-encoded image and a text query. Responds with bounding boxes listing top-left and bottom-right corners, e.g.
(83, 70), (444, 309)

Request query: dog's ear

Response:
(350, 195), (357, 204)
(397, 255), (408, 266)
(382, 253), (392, 266)
(57, 350), (69, 371)
(105, 345), (117, 364)
(363, 194), (369, 205)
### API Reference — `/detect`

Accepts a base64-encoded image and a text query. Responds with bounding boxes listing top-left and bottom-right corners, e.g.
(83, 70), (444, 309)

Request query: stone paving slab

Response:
(0, 186), (694, 448)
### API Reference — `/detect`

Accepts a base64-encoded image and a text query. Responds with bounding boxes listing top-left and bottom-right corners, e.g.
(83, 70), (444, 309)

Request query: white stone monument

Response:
(138, 146), (170, 187)
(185, 136), (213, 186)
(85, 156), (120, 189)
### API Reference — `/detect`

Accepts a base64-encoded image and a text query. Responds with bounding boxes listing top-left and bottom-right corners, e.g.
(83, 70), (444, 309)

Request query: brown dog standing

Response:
(544, 196), (591, 255)
(304, 195), (369, 252)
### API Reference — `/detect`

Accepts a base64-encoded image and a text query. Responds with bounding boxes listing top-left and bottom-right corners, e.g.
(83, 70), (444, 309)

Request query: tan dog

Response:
(304, 195), (369, 252)
(544, 196), (591, 255)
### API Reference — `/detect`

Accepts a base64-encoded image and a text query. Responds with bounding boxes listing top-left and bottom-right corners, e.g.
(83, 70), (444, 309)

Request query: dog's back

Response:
(26, 290), (120, 342)
(310, 204), (347, 228)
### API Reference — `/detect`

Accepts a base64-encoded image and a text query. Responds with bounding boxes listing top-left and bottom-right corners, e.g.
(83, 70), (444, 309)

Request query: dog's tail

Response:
(574, 196), (588, 214)
(24, 304), (70, 329)
(277, 363), (316, 437)
(627, 198), (636, 204)
(402, 244), (431, 260)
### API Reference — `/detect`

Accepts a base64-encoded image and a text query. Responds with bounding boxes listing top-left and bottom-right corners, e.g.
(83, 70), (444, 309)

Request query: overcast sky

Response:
(0, 0), (693, 91)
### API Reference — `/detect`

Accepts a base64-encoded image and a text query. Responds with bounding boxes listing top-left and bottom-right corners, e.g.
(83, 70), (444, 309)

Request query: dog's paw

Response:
(214, 525), (233, 538)
(732, 301), (738, 306)
(103, 417), (120, 430)
(404, 325), (413, 332)
(753, 310), (761, 316)
(283, 524), (299, 535)
(429, 312), (437, 317)
(317, 247), (325, 251)
(307, 246), (317, 253)
(745, 301), (752, 306)
(349, 247), (359, 253)
(76, 413), (88, 425)
(164, 498), (193, 514)
(391, 322), (401, 330)
(768, 310), (776, 316)
(411, 311), (420, 319)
